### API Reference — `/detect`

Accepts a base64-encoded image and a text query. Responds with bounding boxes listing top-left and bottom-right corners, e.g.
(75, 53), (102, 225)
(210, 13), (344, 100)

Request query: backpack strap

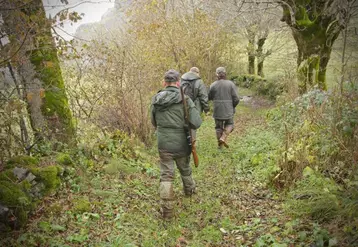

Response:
(192, 79), (198, 100)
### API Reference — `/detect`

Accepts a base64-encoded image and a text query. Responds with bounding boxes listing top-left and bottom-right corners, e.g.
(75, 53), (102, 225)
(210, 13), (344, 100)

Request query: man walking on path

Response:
(208, 67), (239, 149)
(151, 69), (202, 220)
(180, 67), (209, 141)
(181, 67), (209, 114)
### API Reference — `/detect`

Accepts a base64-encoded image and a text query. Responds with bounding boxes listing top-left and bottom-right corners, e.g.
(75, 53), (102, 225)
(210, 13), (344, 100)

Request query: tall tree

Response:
(1, 0), (75, 144)
(280, 0), (353, 93)
(246, 23), (257, 75)
(256, 29), (270, 77)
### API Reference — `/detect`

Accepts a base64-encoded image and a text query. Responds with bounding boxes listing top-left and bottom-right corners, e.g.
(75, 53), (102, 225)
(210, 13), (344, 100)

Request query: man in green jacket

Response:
(208, 67), (239, 149)
(180, 67), (209, 114)
(181, 67), (209, 142)
(151, 69), (202, 219)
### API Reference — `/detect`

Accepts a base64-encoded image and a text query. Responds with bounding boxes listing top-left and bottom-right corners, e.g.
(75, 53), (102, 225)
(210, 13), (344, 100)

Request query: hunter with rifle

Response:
(150, 69), (202, 220)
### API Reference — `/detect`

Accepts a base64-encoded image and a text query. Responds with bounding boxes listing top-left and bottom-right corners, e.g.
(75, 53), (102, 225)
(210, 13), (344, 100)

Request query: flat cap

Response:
(216, 67), (226, 74)
(164, 69), (180, 82)
(190, 67), (200, 74)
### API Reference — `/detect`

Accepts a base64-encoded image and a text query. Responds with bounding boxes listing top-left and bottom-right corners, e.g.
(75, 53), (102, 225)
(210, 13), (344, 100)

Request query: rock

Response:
(0, 181), (31, 229)
(220, 228), (228, 235)
(0, 204), (9, 219)
(30, 165), (61, 195)
(12, 167), (28, 181)
(25, 172), (36, 183)
(30, 182), (45, 198)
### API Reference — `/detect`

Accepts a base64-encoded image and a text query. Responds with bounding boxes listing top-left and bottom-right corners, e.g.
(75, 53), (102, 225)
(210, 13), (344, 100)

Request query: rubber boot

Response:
(219, 126), (233, 148)
(159, 181), (174, 220)
(181, 175), (196, 197)
(219, 132), (229, 148)
(216, 129), (224, 149)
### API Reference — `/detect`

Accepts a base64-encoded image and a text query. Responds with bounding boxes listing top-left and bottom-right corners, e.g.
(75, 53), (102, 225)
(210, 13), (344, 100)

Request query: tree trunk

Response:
(280, 0), (345, 94)
(247, 28), (256, 75)
(2, 0), (75, 144)
(257, 61), (264, 77)
(248, 52), (255, 75)
(294, 30), (337, 94)
(256, 34), (268, 77)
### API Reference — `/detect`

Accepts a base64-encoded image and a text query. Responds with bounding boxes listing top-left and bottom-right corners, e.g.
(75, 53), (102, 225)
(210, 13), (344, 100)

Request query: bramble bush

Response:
(233, 74), (286, 100)
(264, 85), (358, 243)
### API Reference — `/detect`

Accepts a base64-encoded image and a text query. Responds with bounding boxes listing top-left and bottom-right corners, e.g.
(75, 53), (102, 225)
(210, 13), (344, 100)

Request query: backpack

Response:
(181, 79), (198, 101)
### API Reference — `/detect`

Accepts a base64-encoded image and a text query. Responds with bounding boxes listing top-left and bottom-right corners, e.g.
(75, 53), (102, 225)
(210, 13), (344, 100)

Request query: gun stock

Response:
(191, 139), (199, 167)
(180, 86), (199, 168)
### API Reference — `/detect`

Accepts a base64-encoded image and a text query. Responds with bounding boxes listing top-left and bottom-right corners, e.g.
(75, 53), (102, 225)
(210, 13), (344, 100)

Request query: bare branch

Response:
(0, 28), (32, 66)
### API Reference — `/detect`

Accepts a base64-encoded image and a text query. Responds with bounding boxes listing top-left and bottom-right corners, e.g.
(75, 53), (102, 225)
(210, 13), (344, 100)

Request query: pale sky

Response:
(43, 0), (115, 40)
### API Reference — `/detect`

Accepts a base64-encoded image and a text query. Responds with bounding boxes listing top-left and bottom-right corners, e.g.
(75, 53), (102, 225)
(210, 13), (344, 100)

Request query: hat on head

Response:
(190, 67), (200, 74)
(164, 69), (180, 82)
(216, 67), (226, 74)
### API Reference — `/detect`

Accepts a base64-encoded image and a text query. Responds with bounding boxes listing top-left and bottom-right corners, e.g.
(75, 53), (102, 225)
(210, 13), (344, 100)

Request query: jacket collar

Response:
(164, 86), (179, 92)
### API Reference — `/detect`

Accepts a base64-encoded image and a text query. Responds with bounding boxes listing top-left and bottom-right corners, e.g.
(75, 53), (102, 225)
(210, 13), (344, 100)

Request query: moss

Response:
(30, 166), (61, 195)
(0, 181), (32, 228)
(0, 181), (31, 208)
(72, 197), (91, 213)
(19, 180), (32, 192)
(45, 202), (62, 216)
(6, 155), (39, 169)
(56, 153), (73, 166)
(296, 6), (316, 27)
(30, 46), (75, 143)
(0, 169), (17, 182)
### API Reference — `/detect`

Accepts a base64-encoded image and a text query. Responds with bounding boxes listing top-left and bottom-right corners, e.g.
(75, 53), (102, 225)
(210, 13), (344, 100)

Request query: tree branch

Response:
(0, 28), (32, 66)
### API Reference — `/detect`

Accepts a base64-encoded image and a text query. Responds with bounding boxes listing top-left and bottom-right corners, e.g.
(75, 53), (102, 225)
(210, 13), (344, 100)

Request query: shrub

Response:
(284, 167), (340, 222)
(233, 74), (264, 88)
(253, 79), (285, 100)
(56, 153), (73, 166)
(233, 74), (285, 100)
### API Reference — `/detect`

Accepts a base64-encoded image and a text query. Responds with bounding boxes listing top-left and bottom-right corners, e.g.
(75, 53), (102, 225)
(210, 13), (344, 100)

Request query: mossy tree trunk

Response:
(2, 0), (75, 144)
(280, 0), (348, 94)
(256, 30), (269, 78)
(247, 26), (256, 75)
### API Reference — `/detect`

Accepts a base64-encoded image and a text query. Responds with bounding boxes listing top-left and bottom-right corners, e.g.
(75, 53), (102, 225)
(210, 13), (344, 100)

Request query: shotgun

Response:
(180, 86), (199, 167)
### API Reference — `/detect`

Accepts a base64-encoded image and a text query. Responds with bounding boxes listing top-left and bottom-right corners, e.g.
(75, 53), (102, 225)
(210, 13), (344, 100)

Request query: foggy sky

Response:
(43, 0), (114, 40)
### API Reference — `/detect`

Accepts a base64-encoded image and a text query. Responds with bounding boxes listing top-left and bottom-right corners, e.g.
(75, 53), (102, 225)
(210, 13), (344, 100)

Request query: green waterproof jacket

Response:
(208, 79), (239, 120)
(180, 72), (209, 113)
(151, 86), (202, 156)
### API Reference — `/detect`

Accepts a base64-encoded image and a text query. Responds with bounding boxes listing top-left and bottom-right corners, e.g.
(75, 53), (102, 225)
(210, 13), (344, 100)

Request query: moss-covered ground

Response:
(0, 90), (339, 246)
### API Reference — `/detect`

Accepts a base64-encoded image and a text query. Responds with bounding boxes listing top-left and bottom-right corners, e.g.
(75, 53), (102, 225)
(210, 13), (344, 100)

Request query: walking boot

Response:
(219, 132), (229, 148)
(181, 175), (196, 197)
(162, 206), (174, 219)
(216, 129), (224, 149)
(219, 125), (233, 148)
(159, 181), (174, 220)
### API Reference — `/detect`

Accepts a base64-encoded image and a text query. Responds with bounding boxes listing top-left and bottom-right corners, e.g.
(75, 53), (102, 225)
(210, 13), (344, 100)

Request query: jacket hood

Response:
(181, 72), (200, 81)
(152, 87), (182, 111)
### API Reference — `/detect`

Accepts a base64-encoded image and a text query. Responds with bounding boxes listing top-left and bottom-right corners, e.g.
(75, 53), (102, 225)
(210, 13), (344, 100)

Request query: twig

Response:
(52, 26), (90, 42)
(0, 28), (32, 66)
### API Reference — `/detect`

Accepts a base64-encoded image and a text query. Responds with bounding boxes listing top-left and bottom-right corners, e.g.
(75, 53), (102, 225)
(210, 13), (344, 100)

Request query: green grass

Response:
(0, 99), (338, 247)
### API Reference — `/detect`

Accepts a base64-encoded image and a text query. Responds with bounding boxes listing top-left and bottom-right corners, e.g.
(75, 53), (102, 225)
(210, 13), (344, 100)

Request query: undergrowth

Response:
(1, 88), (357, 246)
